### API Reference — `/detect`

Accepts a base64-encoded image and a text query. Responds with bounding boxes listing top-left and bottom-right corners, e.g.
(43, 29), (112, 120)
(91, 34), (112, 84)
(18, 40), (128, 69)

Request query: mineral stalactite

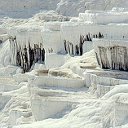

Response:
(9, 36), (45, 72)
(97, 46), (128, 71)
(64, 32), (104, 56)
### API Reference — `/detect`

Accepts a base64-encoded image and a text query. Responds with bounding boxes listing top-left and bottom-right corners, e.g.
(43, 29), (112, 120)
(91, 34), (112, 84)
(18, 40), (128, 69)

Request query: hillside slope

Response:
(0, 0), (128, 18)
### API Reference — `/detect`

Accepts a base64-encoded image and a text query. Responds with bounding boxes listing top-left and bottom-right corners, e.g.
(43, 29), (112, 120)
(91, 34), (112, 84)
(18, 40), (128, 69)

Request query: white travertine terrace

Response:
(93, 39), (128, 71)
(0, 9), (128, 128)
(6, 9), (128, 71)
(79, 9), (128, 24)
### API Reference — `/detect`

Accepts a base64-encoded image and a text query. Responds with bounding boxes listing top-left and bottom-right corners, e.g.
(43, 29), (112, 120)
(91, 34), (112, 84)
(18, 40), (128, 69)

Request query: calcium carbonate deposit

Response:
(0, 1), (128, 128)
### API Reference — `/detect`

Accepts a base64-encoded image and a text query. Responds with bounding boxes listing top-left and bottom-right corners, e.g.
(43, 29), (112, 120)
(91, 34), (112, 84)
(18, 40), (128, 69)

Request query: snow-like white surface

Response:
(42, 27), (62, 54)
(79, 9), (128, 24)
(0, 41), (128, 128)
(0, 40), (11, 66)
(29, 75), (85, 89)
(45, 53), (68, 69)
(0, 2), (128, 128)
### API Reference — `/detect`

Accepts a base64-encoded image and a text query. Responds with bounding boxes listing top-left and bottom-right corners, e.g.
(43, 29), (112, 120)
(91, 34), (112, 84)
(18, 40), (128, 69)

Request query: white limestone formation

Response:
(84, 69), (128, 97)
(79, 9), (128, 24)
(29, 75), (85, 89)
(6, 9), (128, 72)
(8, 26), (45, 72)
(93, 39), (128, 71)
(0, 7), (128, 128)
(42, 22), (63, 54)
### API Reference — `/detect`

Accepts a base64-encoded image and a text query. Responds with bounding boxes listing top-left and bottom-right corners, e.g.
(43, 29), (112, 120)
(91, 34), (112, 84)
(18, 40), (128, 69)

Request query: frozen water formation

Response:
(0, 3), (128, 128)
